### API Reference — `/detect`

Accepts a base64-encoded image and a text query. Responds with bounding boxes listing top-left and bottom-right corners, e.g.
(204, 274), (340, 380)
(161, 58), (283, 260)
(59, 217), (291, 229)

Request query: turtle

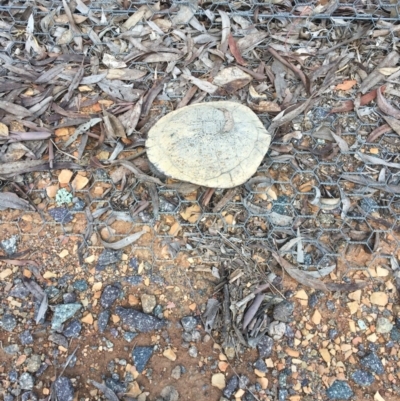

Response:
(145, 101), (271, 188)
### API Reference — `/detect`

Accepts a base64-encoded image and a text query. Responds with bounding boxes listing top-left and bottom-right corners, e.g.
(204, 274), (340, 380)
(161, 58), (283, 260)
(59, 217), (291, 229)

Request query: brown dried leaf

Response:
(376, 86), (400, 119)
(106, 68), (147, 81)
(335, 80), (357, 91)
(228, 34), (246, 66)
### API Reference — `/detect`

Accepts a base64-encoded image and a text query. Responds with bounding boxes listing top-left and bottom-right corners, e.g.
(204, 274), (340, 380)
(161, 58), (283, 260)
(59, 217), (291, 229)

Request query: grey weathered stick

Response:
(242, 293), (264, 330)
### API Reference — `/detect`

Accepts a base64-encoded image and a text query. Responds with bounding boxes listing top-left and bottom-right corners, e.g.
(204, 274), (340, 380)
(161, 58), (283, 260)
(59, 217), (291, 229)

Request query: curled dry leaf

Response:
(213, 67), (252, 93)
(0, 192), (33, 211)
(376, 86), (400, 119)
(100, 229), (147, 250)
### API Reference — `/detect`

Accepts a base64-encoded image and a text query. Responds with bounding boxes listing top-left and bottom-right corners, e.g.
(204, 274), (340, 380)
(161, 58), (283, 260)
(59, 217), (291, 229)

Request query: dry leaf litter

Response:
(1, 1), (400, 401)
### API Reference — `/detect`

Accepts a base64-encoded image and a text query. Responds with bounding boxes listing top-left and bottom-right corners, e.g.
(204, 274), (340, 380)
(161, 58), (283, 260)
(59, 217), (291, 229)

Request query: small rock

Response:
(51, 303), (82, 330)
(9, 370), (18, 382)
(360, 353), (384, 374)
(54, 376), (74, 401)
(181, 316), (197, 332)
(160, 386), (179, 401)
(370, 292), (388, 307)
(19, 373), (34, 391)
(390, 327), (400, 341)
(49, 333), (68, 349)
(223, 375), (238, 398)
(105, 377), (127, 393)
(9, 284), (30, 299)
(254, 359), (267, 373)
(257, 335), (274, 358)
(123, 331), (138, 342)
(141, 294), (157, 314)
(351, 370), (375, 386)
(1, 313), (17, 332)
(326, 380), (354, 400)
(212, 373), (226, 390)
(48, 207), (73, 223)
(124, 275), (143, 285)
(188, 346), (198, 358)
(163, 348), (177, 361)
(101, 285), (120, 309)
(376, 317), (393, 334)
(26, 355), (41, 373)
(98, 310), (111, 334)
(4, 344), (19, 355)
(81, 313), (94, 325)
(72, 279), (88, 292)
(63, 320), (82, 338)
(63, 293), (77, 304)
(133, 346), (154, 373)
(171, 366), (181, 380)
(96, 249), (123, 270)
(1, 235), (18, 255)
(268, 321), (286, 340)
(311, 309), (322, 325)
(273, 301), (294, 323)
(22, 391), (38, 401)
(116, 307), (166, 332)
(328, 329), (338, 340)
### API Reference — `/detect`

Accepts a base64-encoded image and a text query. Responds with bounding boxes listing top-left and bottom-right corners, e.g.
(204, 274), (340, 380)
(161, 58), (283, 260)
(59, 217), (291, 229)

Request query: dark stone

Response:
(360, 198), (378, 214)
(1, 235), (18, 255)
(51, 303), (82, 330)
(124, 275), (143, 285)
(96, 249), (122, 270)
(105, 377), (127, 393)
(257, 335), (274, 358)
(132, 346), (154, 373)
(326, 300), (336, 311)
(54, 376), (74, 401)
(395, 317), (400, 329)
(35, 363), (48, 377)
(4, 344), (19, 355)
(308, 291), (324, 308)
(10, 284), (30, 299)
(4, 395), (14, 401)
(63, 320), (82, 338)
(20, 330), (34, 345)
(272, 195), (291, 215)
(351, 370), (374, 386)
(21, 391), (38, 401)
(98, 310), (110, 334)
(45, 286), (60, 299)
(100, 285), (120, 309)
(239, 375), (249, 389)
(360, 353), (384, 374)
(278, 389), (289, 401)
(181, 316), (197, 332)
(223, 375), (238, 398)
(48, 207), (73, 223)
(71, 198), (85, 211)
(19, 373), (34, 391)
(254, 359), (267, 372)
(150, 275), (165, 285)
(390, 327), (400, 341)
(129, 257), (139, 270)
(116, 307), (166, 332)
(273, 301), (294, 323)
(123, 331), (138, 342)
(1, 313), (17, 332)
(63, 293), (77, 304)
(326, 380), (354, 400)
(72, 280), (88, 292)
(49, 333), (68, 349)
(9, 370), (18, 382)
(328, 329), (339, 340)
(278, 371), (288, 388)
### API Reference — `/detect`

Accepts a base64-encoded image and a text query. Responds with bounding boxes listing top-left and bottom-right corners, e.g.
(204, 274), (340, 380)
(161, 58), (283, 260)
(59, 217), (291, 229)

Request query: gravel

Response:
(223, 375), (238, 398)
(181, 316), (197, 332)
(188, 346), (198, 357)
(360, 353), (384, 374)
(141, 294), (157, 314)
(1, 313), (17, 331)
(171, 366), (182, 380)
(351, 370), (375, 386)
(19, 373), (34, 391)
(116, 307), (166, 332)
(100, 285), (121, 309)
(98, 310), (111, 334)
(132, 346), (154, 373)
(326, 380), (354, 400)
(63, 320), (82, 338)
(257, 335), (274, 358)
(54, 376), (74, 401)
(26, 355), (41, 373)
(160, 385), (179, 401)
(273, 301), (294, 323)
(51, 303), (82, 330)
(376, 317), (393, 334)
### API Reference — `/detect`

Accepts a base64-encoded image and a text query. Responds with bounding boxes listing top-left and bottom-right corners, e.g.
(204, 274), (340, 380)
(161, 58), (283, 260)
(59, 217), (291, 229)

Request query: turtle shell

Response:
(145, 101), (271, 188)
